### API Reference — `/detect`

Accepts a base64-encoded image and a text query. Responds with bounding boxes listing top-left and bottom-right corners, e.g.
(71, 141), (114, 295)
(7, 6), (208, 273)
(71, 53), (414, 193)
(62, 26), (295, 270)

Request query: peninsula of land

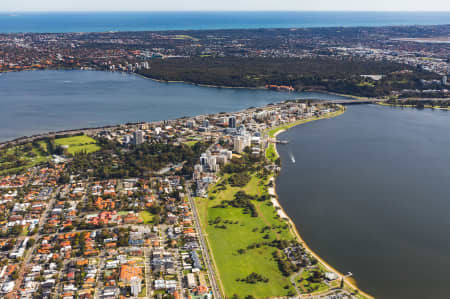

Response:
(0, 100), (373, 299)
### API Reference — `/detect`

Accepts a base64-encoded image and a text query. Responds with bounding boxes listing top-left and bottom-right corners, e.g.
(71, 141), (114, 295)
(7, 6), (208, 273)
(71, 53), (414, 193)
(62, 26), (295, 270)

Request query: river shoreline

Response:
(377, 102), (450, 110)
(0, 69), (354, 146)
(3, 67), (368, 98)
(268, 108), (374, 298)
(134, 72), (270, 91)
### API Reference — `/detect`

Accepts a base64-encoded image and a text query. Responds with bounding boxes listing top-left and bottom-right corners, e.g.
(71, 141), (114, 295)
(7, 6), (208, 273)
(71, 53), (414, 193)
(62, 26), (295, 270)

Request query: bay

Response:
(276, 105), (450, 299)
(0, 70), (345, 142)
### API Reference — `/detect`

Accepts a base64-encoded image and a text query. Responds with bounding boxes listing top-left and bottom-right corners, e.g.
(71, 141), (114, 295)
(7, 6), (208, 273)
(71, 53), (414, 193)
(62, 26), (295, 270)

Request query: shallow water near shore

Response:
(276, 104), (450, 299)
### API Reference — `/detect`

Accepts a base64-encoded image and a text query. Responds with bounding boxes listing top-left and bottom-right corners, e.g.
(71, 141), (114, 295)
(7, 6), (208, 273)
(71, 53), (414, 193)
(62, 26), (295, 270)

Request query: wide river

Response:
(0, 70), (344, 142)
(276, 105), (450, 299)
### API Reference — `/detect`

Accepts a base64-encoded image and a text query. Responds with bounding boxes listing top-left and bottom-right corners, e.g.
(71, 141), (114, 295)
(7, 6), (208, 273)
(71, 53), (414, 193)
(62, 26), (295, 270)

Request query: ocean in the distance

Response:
(0, 11), (449, 33)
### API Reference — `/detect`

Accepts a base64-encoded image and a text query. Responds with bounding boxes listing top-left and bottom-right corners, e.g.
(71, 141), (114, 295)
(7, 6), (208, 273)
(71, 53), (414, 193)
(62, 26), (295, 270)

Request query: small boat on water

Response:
(289, 153), (296, 163)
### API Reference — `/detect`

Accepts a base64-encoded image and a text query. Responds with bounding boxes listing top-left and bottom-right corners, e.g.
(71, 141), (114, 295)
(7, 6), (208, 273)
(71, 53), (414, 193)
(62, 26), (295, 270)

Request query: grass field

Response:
(54, 135), (100, 155)
(139, 211), (154, 224)
(184, 140), (199, 147)
(0, 142), (51, 175)
(265, 143), (277, 162)
(298, 269), (329, 294)
(172, 35), (199, 41)
(0, 135), (100, 174)
(195, 174), (296, 298)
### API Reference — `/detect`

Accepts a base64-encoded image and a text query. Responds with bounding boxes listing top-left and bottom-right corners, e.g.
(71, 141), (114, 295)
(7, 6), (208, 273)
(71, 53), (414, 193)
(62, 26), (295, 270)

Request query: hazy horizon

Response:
(1, 10), (450, 13)
(1, 0), (449, 12)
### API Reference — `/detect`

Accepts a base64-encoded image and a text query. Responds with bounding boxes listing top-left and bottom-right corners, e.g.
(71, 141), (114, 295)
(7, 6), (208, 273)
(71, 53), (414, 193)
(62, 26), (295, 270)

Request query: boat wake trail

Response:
(289, 152), (296, 163)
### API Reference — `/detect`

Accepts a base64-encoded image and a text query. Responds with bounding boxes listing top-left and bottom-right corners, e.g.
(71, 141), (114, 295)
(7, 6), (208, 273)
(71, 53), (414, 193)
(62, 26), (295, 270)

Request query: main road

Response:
(185, 184), (222, 299)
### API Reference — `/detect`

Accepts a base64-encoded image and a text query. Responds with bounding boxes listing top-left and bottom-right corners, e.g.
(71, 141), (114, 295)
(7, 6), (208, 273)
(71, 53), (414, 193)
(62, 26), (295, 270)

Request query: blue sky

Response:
(1, 0), (449, 12)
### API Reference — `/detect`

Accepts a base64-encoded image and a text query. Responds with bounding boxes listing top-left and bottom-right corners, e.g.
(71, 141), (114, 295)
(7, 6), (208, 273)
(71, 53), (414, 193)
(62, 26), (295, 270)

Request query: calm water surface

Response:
(0, 70), (345, 142)
(0, 12), (449, 33)
(276, 105), (450, 299)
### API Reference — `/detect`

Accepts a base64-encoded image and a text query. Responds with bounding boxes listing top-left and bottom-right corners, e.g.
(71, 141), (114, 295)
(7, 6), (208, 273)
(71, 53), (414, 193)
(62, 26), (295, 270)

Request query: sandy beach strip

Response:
(269, 109), (374, 299)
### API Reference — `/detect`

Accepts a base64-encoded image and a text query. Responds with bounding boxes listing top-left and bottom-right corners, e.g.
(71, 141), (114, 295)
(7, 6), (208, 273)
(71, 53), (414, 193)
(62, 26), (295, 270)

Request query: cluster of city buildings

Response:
(188, 102), (334, 197)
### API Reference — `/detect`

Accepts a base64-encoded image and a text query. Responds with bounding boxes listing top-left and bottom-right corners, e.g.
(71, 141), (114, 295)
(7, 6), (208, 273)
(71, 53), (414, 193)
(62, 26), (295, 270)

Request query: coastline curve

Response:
(269, 107), (374, 298)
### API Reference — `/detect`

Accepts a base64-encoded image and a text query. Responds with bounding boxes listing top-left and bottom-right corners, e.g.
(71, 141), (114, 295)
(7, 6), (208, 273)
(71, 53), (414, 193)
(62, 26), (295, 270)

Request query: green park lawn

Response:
(139, 211), (154, 224)
(0, 142), (51, 175)
(184, 140), (199, 147)
(298, 269), (329, 294)
(195, 174), (296, 298)
(54, 135), (100, 155)
(0, 135), (101, 174)
(265, 143), (277, 162)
